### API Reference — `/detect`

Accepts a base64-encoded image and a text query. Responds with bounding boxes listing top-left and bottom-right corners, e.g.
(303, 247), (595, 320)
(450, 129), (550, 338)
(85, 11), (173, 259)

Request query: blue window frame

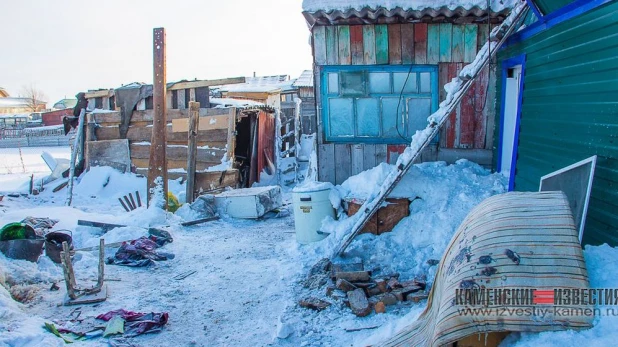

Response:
(321, 65), (439, 144)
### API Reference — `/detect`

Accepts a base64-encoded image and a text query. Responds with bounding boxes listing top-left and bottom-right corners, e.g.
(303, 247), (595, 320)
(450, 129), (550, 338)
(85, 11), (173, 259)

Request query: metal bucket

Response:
(45, 230), (73, 264)
(0, 238), (45, 262)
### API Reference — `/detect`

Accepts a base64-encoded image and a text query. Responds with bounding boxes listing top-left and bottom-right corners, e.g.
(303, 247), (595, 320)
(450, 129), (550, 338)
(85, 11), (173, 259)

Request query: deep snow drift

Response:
(1, 156), (616, 346)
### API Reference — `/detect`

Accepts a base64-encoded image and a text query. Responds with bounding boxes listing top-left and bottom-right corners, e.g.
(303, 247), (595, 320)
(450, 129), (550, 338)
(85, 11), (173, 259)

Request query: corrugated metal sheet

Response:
(293, 70), (314, 88)
(495, 1), (618, 246)
(303, 7), (511, 27)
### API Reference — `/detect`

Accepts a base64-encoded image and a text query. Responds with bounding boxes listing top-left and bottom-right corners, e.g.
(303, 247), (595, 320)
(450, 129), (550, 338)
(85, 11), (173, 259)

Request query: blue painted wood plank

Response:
(313, 26), (327, 65)
(326, 26), (339, 65)
(375, 24), (389, 64)
(363, 26), (376, 64)
(338, 26), (352, 65)
(464, 25), (478, 63)
(427, 24), (440, 64)
(452, 25), (465, 62)
(439, 23), (453, 62)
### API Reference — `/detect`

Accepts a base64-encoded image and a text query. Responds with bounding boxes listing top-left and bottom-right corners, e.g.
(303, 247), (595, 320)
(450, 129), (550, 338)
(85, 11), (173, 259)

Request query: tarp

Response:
(379, 191), (594, 347)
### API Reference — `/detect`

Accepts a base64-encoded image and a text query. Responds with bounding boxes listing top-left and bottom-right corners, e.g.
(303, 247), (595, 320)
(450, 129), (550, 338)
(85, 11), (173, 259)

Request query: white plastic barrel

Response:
(292, 184), (335, 244)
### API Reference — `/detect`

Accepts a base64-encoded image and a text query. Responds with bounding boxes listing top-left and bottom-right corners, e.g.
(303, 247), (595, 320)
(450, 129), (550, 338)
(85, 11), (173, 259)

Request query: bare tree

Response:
(19, 84), (47, 112)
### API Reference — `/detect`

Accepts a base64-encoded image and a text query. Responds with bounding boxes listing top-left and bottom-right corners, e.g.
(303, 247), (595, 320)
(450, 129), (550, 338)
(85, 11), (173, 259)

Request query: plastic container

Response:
(292, 185), (335, 244)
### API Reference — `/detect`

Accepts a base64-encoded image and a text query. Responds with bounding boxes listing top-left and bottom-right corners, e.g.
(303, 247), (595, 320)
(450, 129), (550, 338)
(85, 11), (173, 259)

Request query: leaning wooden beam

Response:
(333, 2), (529, 258)
(167, 77), (246, 91)
(186, 101), (200, 204)
(148, 27), (168, 209)
(65, 109), (85, 206)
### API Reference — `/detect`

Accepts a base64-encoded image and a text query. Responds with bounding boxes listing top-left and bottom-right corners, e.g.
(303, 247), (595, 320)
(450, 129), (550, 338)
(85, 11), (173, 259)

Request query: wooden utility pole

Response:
(186, 101), (200, 203)
(148, 27), (168, 209)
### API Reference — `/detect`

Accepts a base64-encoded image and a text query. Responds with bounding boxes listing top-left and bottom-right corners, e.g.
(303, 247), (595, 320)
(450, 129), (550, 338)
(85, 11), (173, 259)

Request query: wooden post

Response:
(148, 27), (168, 209)
(186, 101), (200, 203)
(226, 107), (237, 163)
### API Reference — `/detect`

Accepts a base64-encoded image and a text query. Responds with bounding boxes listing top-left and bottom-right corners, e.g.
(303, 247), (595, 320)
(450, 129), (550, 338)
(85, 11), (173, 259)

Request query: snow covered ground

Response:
(0, 147), (616, 346)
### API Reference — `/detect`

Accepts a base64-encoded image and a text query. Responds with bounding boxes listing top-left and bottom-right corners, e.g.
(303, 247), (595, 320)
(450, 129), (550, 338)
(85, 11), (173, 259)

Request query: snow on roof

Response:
(302, 0), (517, 13)
(219, 75), (290, 93)
(210, 97), (265, 108)
(293, 70), (314, 88)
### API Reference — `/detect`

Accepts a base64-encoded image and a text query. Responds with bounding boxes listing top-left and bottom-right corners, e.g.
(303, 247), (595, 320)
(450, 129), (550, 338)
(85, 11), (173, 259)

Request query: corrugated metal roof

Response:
(219, 75), (290, 93)
(293, 70), (314, 88)
(303, 1), (517, 26)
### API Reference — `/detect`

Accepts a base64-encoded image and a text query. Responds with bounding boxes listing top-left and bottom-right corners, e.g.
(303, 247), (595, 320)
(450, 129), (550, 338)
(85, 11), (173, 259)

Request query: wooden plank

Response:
(484, 65), (496, 150)
(92, 108), (230, 125)
(473, 66), (489, 149)
(362, 25), (376, 64)
(130, 144), (225, 163)
(375, 24), (389, 65)
(194, 170), (239, 193)
(318, 144), (335, 183)
(313, 26), (327, 65)
(132, 158), (218, 171)
(438, 63), (454, 148)
(87, 139), (131, 173)
(351, 144), (364, 175)
(449, 63), (461, 148)
(452, 25), (465, 63)
(84, 90), (113, 99)
(335, 144), (351, 184)
(96, 124), (228, 143)
(171, 115), (229, 132)
(401, 24), (414, 64)
(477, 24), (489, 51)
(166, 91), (173, 109)
(149, 27), (167, 209)
(177, 89), (186, 109)
(427, 24), (440, 64)
(186, 102), (200, 203)
(464, 25), (478, 63)
(350, 26), (364, 65)
(326, 26), (339, 65)
(375, 144), (387, 164)
(189, 88), (196, 102)
(167, 77), (245, 91)
(414, 23), (428, 64)
(388, 24), (402, 65)
(361, 144), (376, 171)
(439, 23), (453, 63)
(338, 26), (351, 65)
(137, 99), (146, 111)
(226, 107), (236, 161)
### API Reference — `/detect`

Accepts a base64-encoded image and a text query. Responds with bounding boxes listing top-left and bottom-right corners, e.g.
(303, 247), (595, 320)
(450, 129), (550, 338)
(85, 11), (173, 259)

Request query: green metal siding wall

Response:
(535, 0), (577, 15)
(495, 1), (618, 246)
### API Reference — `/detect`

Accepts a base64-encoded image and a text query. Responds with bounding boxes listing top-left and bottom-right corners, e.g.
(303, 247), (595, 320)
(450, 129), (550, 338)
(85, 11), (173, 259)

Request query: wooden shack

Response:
(83, 78), (279, 195)
(302, 1), (513, 184)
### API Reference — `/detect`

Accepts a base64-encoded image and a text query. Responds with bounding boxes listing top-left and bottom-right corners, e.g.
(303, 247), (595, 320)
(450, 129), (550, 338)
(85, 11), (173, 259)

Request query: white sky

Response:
(0, 0), (313, 106)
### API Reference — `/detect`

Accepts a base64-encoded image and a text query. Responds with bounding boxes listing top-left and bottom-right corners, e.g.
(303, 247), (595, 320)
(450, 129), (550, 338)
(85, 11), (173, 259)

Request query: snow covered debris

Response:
(302, 0), (518, 12)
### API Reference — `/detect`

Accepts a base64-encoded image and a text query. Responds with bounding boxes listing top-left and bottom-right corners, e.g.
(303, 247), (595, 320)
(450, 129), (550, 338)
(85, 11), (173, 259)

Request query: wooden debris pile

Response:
(300, 258), (429, 317)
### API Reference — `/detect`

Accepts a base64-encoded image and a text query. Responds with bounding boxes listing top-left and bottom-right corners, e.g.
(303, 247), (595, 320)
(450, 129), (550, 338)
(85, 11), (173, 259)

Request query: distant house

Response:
(0, 97), (47, 115)
(52, 98), (78, 110)
(495, 0), (618, 246)
(0, 87), (9, 98)
(302, 0), (514, 184)
(293, 70), (316, 134)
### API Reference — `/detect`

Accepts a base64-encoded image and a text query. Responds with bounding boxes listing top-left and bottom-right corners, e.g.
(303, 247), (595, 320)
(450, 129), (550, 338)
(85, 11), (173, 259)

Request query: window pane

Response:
(368, 72), (390, 94)
(407, 98), (432, 134)
(356, 98), (380, 136)
(419, 72), (431, 93)
(341, 71), (365, 96)
(328, 98), (354, 137)
(393, 72), (417, 93)
(328, 73), (339, 94)
(382, 97), (404, 138)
